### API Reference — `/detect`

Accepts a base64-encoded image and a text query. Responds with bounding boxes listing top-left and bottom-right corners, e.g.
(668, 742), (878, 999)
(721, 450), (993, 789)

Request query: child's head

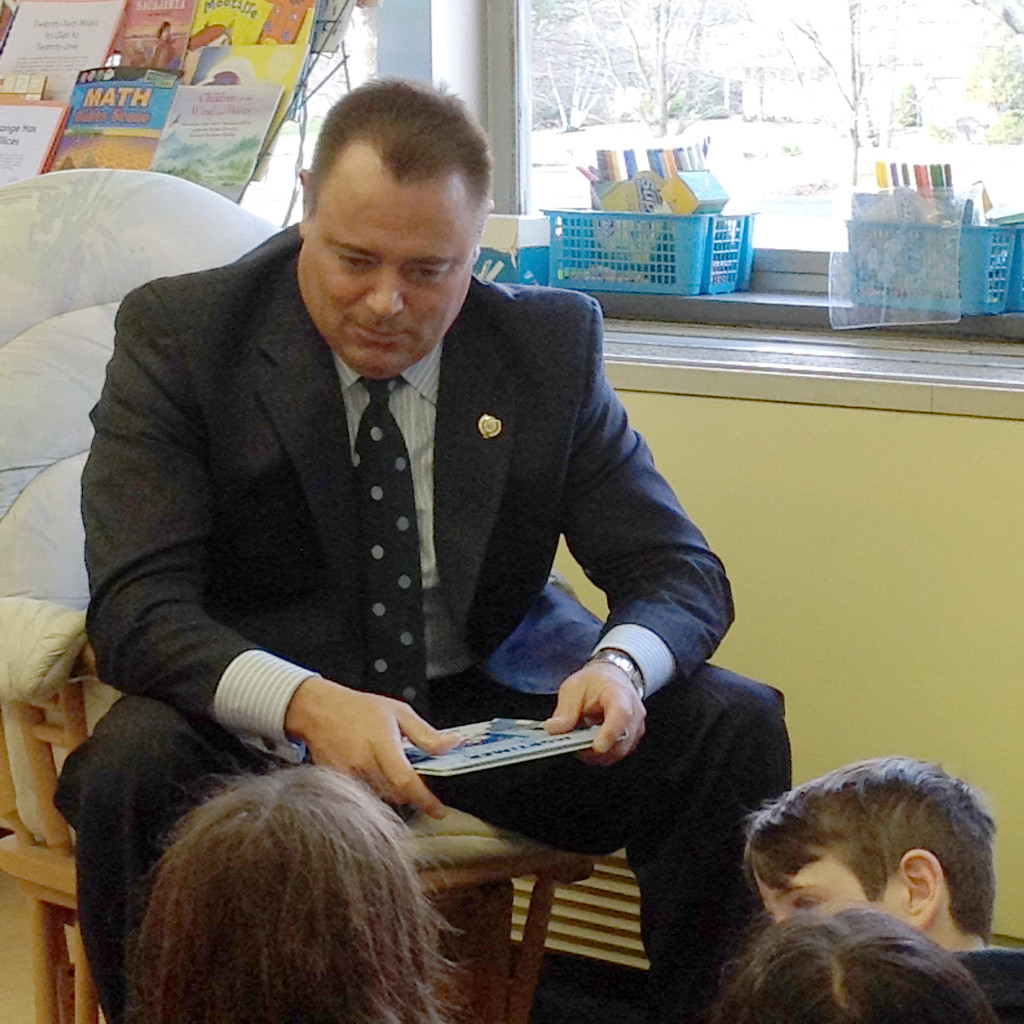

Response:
(744, 756), (996, 945)
(129, 765), (452, 1024)
(709, 906), (1000, 1024)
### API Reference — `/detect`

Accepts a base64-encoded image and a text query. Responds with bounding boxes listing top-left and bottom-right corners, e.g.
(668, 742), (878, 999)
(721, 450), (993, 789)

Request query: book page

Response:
(0, 0), (126, 101)
(0, 98), (66, 183)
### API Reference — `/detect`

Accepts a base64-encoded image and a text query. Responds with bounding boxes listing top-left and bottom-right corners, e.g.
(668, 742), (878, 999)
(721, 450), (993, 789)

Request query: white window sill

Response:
(600, 293), (1024, 421)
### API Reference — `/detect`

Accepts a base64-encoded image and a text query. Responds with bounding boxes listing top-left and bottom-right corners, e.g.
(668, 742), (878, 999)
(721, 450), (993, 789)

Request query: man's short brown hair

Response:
(744, 756), (996, 939)
(306, 77), (493, 216)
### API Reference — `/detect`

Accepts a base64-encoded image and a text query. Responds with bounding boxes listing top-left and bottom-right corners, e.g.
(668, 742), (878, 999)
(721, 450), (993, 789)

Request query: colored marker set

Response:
(581, 144), (709, 186)
(583, 145), (731, 217)
(875, 160), (953, 197)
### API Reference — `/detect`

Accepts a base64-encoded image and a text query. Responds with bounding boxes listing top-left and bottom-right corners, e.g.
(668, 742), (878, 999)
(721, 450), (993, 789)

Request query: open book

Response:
(404, 718), (600, 777)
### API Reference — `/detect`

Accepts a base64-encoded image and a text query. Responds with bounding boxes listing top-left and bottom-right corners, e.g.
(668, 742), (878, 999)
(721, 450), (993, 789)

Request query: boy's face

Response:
(756, 849), (905, 924)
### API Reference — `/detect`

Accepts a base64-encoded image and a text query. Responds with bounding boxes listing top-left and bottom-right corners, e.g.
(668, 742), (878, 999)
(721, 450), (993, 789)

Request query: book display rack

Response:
(0, 0), (361, 199)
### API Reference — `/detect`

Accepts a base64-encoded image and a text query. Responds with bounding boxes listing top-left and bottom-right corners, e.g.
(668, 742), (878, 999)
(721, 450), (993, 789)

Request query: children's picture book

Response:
(184, 39), (306, 159)
(49, 64), (178, 170)
(115, 0), (197, 72)
(148, 80), (282, 200)
(0, 0), (126, 101)
(0, 96), (67, 183)
(186, 0), (313, 50)
(404, 719), (601, 777)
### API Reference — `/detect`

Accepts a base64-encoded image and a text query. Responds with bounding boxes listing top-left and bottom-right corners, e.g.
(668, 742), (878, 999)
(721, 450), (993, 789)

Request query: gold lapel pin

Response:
(477, 413), (503, 439)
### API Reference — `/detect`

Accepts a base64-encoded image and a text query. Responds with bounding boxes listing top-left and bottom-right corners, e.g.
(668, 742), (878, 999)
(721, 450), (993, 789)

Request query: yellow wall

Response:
(557, 387), (1024, 938)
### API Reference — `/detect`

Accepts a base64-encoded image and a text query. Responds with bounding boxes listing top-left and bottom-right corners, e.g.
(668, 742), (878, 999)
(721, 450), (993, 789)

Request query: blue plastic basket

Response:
(848, 221), (1014, 316)
(1004, 226), (1024, 313)
(546, 210), (709, 295)
(701, 213), (755, 294)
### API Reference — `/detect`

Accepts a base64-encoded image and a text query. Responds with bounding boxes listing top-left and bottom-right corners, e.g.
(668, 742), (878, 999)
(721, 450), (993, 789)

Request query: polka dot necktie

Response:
(354, 377), (427, 714)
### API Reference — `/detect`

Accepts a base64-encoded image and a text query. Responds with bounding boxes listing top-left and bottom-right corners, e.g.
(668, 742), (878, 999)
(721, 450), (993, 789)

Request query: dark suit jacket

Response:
(82, 229), (733, 719)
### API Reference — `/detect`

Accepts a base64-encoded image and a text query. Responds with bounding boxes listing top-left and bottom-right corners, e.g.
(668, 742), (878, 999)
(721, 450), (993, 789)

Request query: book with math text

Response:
(49, 65), (178, 170)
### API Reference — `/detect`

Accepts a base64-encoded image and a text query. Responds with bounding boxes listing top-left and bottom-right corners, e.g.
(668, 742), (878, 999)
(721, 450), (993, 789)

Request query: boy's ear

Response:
(892, 848), (947, 931)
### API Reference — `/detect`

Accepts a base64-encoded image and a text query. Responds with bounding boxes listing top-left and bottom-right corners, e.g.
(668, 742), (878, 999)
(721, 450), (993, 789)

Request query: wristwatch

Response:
(587, 648), (646, 701)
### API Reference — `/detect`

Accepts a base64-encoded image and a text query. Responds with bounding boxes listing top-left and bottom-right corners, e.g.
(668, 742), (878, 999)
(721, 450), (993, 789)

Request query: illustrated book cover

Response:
(404, 719), (601, 776)
(148, 80), (282, 200)
(184, 39), (307, 163)
(114, 0), (198, 72)
(49, 64), (179, 170)
(186, 0), (314, 49)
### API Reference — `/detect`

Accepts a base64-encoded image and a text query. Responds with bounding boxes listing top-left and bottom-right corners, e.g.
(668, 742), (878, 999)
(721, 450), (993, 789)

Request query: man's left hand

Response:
(543, 661), (646, 766)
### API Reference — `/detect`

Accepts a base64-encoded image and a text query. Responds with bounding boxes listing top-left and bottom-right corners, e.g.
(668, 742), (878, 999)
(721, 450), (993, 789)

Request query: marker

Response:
(889, 162), (899, 189)
(914, 164), (931, 197)
(943, 163), (953, 189)
(901, 163), (910, 187)
(875, 161), (889, 189)
(623, 149), (637, 179)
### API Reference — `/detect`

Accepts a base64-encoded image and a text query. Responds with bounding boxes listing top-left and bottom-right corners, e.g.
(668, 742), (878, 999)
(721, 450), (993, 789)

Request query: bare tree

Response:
(744, 0), (903, 183)
(967, 0), (1024, 34)
(532, 0), (742, 136)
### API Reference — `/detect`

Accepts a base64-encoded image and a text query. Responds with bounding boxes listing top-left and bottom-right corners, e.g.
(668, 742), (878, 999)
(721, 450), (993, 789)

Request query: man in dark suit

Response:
(57, 79), (790, 1024)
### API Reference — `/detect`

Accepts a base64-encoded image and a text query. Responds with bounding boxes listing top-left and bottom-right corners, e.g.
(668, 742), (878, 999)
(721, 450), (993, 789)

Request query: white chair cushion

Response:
(0, 168), (278, 601)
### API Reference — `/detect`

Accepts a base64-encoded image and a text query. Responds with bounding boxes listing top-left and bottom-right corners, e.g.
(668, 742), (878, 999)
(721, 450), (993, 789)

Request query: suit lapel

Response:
(254, 280), (359, 589)
(434, 301), (515, 631)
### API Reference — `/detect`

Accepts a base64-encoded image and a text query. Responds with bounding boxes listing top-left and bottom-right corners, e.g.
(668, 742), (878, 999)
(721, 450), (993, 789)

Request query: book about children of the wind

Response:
(148, 80), (281, 200)
(49, 64), (179, 170)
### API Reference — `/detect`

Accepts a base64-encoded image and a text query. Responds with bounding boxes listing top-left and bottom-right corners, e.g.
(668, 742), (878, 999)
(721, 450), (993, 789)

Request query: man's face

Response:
(756, 849), (906, 924)
(297, 141), (484, 380)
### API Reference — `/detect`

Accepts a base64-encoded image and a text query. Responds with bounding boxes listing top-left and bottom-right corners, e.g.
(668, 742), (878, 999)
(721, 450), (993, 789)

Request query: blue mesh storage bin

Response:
(848, 221), (1013, 316)
(701, 213), (755, 294)
(547, 210), (709, 295)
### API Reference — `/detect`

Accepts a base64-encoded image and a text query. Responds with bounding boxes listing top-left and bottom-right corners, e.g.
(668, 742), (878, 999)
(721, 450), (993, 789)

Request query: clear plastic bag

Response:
(829, 188), (967, 329)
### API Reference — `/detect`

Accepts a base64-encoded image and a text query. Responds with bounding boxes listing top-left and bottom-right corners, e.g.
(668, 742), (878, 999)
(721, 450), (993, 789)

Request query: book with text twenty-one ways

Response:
(48, 65), (179, 171)
(114, 0), (198, 73)
(148, 80), (282, 200)
(0, 0), (127, 102)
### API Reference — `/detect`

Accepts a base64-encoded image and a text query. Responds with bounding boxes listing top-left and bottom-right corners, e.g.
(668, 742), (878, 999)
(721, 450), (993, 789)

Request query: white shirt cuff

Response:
(213, 649), (314, 748)
(593, 624), (675, 698)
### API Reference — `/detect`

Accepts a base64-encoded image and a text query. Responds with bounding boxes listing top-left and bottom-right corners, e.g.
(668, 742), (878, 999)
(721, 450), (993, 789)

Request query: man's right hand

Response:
(283, 675), (461, 819)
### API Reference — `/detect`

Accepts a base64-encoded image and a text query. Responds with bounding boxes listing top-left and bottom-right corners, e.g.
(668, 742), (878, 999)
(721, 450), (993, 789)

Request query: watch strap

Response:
(587, 648), (646, 700)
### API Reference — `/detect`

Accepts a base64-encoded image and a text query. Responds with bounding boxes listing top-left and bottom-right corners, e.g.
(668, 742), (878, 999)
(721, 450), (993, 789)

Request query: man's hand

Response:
(543, 660), (646, 766)
(284, 676), (461, 818)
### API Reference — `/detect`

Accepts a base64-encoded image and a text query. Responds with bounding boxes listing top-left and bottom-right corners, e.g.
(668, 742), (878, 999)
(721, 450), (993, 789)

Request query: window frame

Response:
(493, 0), (1024, 350)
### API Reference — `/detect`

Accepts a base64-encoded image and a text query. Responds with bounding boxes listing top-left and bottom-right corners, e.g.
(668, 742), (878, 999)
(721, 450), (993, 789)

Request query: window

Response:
(529, 0), (1024, 252)
(239, 3), (378, 227)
